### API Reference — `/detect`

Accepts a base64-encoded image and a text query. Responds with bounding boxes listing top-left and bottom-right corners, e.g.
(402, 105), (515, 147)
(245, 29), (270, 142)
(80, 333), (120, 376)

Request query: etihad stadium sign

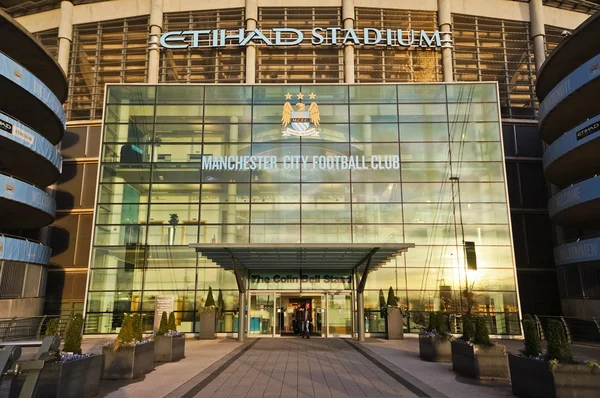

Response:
(159, 27), (442, 49)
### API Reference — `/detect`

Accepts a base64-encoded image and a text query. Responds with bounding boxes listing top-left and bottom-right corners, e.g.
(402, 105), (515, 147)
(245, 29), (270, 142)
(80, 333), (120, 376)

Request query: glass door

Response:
(328, 293), (352, 337)
(249, 293), (275, 336)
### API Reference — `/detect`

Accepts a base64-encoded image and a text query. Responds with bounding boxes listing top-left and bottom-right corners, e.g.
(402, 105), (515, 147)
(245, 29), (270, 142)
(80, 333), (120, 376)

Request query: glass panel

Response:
(449, 122), (501, 141)
(350, 123), (399, 142)
(398, 104), (447, 122)
(155, 105), (203, 124)
(353, 224), (404, 243)
(251, 204), (300, 223)
(205, 86), (252, 104)
(400, 123), (448, 141)
(250, 224), (300, 243)
(302, 204), (351, 223)
(151, 184), (201, 203)
(155, 124), (203, 143)
(251, 184), (299, 203)
(302, 183), (350, 203)
(249, 294), (275, 335)
(103, 123), (154, 143)
(302, 224), (351, 243)
(105, 105), (155, 124)
(446, 84), (497, 103)
(108, 86), (155, 104)
(96, 204), (148, 225)
(397, 84), (446, 103)
(448, 103), (499, 122)
(349, 86), (397, 103)
(328, 294), (352, 336)
(352, 203), (403, 223)
(204, 105), (252, 123)
(204, 124), (251, 143)
(156, 86), (204, 103)
(349, 105), (398, 123)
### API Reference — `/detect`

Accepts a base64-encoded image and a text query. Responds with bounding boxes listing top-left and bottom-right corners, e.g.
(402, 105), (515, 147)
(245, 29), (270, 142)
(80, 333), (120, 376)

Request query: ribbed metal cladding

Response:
(354, 8), (442, 83)
(0, 261), (26, 298)
(160, 9), (246, 84)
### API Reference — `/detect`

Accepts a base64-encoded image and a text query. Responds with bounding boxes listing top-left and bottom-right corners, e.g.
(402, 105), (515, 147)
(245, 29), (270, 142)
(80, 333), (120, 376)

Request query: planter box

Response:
(387, 308), (404, 340)
(419, 334), (452, 362)
(198, 311), (216, 339)
(154, 335), (185, 362)
(451, 341), (509, 380)
(509, 354), (600, 398)
(8, 354), (103, 398)
(102, 341), (154, 380)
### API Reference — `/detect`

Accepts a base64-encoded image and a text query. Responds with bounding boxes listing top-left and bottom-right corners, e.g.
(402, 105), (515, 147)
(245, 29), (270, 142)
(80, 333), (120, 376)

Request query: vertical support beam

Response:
(57, 1), (73, 73)
(357, 291), (365, 341)
(245, 0), (258, 84)
(238, 290), (245, 341)
(529, 0), (546, 72)
(342, 0), (355, 83)
(148, 0), (164, 84)
(437, 0), (453, 82)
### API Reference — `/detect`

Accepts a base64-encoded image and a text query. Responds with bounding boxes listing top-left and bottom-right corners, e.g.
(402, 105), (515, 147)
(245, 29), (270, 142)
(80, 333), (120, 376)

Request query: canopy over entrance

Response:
(188, 243), (415, 271)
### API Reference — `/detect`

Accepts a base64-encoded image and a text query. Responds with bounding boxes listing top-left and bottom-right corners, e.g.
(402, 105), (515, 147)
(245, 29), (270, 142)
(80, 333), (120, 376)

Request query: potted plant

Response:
(419, 311), (452, 362)
(102, 313), (154, 379)
(198, 287), (217, 339)
(10, 314), (103, 398)
(378, 289), (387, 335)
(45, 317), (61, 337)
(451, 315), (509, 379)
(509, 317), (600, 397)
(386, 286), (404, 340)
(154, 311), (185, 362)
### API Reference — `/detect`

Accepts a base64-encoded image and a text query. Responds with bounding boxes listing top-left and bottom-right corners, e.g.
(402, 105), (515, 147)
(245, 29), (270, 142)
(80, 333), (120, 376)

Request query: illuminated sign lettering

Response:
(159, 27), (442, 49)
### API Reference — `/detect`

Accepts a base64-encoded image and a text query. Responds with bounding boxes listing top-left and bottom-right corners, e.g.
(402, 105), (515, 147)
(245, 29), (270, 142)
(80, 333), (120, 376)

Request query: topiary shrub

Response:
(132, 313), (143, 341)
(168, 311), (176, 332)
(205, 286), (216, 307)
(378, 289), (387, 317)
(426, 312), (437, 332)
(157, 311), (168, 336)
(45, 318), (60, 337)
(473, 316), (492, 347)
(117, 314), (134, 344)
(522, 316), (541, 357)
(435, 311), (446, 334)
(545, 319), (573, 363)
(63, 314), (83, 354)
(387, 286), (398, 307)
(461, 313), (474, 341)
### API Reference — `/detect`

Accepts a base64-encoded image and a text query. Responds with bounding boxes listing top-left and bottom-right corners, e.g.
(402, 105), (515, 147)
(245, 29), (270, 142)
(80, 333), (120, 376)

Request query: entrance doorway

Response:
(248, 292), (352, 337)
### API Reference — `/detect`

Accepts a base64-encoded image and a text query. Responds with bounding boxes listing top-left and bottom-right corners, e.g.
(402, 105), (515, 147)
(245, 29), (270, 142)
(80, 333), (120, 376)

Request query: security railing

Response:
(0, 316), (61, 341)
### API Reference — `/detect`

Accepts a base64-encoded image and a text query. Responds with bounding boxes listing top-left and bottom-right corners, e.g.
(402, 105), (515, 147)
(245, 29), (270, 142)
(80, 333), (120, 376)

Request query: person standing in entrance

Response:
(302, 303), (312, 339)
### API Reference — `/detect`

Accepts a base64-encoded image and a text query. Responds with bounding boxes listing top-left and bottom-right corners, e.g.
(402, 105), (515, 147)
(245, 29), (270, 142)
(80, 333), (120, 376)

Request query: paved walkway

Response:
(69, 336), (600, 398)
(170, 338), (424, 398)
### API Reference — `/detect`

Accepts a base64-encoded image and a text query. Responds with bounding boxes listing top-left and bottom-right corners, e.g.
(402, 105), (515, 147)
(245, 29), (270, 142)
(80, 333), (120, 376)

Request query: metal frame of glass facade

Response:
(84, 82), (522, 336)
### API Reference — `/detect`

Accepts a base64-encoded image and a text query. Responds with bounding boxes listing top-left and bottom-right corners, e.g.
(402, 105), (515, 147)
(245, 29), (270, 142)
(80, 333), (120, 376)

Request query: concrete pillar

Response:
(529, 0), (546, 72)
(437, 0), (453, 82)
(357, 291), (365, 341)
(238, 291), (245, 341)
(342, 0), (355, 83)
(245, 0), (258, 84)
(148, 0), (164, 84)
(57, 1), (73, 73)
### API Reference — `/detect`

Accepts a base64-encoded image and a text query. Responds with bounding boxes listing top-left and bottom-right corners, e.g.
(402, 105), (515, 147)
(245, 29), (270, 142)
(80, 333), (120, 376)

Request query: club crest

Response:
(281, 92), (320, 137)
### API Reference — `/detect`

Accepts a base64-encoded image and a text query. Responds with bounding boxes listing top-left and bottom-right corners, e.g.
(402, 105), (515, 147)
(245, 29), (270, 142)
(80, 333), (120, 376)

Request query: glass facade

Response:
(86, 83), (520, 335)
